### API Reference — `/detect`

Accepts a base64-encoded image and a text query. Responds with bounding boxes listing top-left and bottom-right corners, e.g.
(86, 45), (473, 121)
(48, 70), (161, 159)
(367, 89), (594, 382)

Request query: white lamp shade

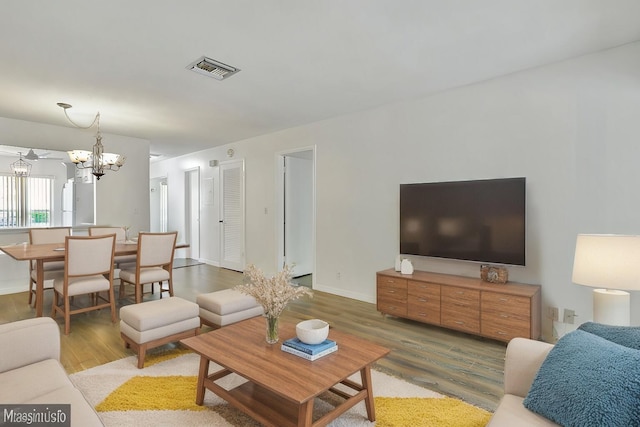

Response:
(101, 153), (119, 165)
(572, 234), (640, 291)
(68, 150), (91, 163)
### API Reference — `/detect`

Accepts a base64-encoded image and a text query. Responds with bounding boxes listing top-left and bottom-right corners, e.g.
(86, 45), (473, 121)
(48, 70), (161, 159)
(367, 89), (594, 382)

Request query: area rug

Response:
(70, 349), (491, 426)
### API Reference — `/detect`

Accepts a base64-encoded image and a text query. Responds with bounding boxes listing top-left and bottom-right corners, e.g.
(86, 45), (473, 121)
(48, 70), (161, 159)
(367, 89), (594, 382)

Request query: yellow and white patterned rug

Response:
(70, 349), (491, 426)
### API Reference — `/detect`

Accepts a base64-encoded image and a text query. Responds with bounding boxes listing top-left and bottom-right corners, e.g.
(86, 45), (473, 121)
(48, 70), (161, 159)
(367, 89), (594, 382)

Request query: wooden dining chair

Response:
(88, 226), (126, 242)
(27, 227), (71, 307)
(51, 234), (117, 335)
(88, 226), (137, 267)
(119, 231), (178, 304)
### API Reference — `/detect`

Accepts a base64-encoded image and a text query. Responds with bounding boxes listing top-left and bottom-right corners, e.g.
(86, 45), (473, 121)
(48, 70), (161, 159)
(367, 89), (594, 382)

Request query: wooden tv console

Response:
(376, 269), (541, 342)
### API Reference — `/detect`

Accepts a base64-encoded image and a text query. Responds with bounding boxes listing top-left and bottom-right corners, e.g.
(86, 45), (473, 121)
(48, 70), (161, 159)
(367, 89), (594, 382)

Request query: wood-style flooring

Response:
(0, 263), (506, 412)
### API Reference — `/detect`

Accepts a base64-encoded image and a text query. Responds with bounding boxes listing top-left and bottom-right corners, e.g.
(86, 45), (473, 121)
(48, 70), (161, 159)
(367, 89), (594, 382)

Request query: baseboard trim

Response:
(312, 284), (375, 304)
(0, 284), (28, 296)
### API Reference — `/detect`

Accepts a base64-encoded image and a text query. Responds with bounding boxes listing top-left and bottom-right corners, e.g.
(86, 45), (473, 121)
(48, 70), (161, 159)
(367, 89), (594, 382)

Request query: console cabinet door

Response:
(481, 291), (532, 341)
(407, 281), (441, 324)
(441, 286), (480, 334)
(376, 275), (407, 316)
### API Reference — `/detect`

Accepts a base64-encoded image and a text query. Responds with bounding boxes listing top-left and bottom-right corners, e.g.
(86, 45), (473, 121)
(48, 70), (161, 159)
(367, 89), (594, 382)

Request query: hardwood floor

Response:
(0, 264), (506, 411)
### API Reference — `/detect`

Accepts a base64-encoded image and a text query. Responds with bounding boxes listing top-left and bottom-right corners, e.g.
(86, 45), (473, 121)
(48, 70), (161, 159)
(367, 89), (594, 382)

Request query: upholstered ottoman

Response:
(120, 297), (200, 368)
(197, 289), (263, 328)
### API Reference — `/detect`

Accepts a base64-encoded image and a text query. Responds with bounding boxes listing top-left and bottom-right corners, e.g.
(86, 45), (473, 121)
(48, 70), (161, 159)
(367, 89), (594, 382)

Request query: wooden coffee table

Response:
(181, 316), (390, 427)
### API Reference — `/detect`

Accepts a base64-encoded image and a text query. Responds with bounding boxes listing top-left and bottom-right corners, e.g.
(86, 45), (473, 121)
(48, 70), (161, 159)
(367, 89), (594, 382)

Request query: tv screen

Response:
(400, 177), (526, 266)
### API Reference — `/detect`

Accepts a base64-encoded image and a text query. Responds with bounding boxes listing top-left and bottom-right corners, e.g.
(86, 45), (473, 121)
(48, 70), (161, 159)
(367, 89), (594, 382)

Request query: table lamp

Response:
(572, 234), (640, 326)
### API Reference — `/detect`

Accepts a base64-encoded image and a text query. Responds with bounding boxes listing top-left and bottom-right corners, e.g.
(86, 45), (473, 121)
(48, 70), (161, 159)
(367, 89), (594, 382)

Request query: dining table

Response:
(0, 241), (189, 317)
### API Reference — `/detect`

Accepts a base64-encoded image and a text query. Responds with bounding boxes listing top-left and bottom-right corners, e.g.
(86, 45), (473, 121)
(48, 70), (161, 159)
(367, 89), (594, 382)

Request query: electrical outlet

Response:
(563, 309), (576, 324)
(548, 307), (559, 321)
(336, 272), (341, 280)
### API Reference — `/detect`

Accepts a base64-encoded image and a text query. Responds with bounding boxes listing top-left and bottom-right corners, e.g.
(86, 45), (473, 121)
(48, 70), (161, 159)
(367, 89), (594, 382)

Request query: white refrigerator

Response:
(62, 181), (95, 226)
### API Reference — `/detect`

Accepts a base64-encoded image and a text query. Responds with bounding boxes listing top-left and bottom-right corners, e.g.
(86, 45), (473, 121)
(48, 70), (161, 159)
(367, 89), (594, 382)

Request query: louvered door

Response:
(220, 160), (245, 271)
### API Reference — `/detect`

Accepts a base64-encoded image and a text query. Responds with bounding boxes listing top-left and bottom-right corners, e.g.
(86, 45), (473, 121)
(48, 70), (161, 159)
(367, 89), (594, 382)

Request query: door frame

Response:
(184, 167), (200, 260)
(149, 175), (168, 232)
(276, 146), (316, 285)
(219, 159), (245, 272)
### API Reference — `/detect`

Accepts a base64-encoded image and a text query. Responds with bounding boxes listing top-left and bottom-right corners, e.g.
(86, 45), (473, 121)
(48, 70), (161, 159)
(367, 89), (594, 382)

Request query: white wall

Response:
(154, 40), (640, 341)
(0, 117), (151, 294)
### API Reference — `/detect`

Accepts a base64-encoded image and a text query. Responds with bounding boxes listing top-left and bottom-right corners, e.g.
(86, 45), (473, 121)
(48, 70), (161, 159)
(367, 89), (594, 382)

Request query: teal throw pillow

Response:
(523, 329), (640, 427)
(578, 322), (640, 350)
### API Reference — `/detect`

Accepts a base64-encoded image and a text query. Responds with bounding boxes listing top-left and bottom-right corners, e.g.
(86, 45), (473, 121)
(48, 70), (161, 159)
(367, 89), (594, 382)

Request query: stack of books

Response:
(281, 337), (338, 361)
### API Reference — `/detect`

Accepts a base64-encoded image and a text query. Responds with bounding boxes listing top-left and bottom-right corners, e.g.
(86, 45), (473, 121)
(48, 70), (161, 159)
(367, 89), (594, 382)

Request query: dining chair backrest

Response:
(65, 234), (116, 278)
(29, 227), (71, 244)
(26, 227), (72, 308)
(137, 232), (178, 268)
(89, 226), (127, 242)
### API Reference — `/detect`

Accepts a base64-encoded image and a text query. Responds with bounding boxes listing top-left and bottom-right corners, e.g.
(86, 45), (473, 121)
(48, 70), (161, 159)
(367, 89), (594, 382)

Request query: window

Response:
(0, 174), (53, 228)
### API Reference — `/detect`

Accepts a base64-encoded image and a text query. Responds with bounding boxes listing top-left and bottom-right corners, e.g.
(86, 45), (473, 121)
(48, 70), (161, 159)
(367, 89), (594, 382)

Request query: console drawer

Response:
(376, 275), (408, 290)
(441, 286), (480, 333)
(441, 286), (480, 305)
(481, 318), (532, 341)
(377, 274), (407, 316)
(407, 281), (440, 324)
(441, 308), (480, 334)
(482, 292), (531, 317)
(407, 295), (440, 324)
(377, 299), (407, 317)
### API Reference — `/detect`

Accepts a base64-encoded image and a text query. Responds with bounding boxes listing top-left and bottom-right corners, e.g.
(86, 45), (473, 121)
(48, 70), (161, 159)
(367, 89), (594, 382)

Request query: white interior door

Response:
(220, 160), (245, 271)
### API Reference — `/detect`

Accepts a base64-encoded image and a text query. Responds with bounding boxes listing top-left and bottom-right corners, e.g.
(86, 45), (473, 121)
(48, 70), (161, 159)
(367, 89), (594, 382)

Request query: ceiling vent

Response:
(186, 56), (240, 80)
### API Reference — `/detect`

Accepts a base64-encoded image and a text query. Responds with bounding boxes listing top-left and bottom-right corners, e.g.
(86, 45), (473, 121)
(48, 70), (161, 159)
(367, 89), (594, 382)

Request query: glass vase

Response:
(265, 315), (279, 344)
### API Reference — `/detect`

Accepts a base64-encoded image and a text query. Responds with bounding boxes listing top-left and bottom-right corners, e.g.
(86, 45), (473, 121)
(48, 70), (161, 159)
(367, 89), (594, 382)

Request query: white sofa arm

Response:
(0, 317), (60, 373)
(503, 337), (554, 398)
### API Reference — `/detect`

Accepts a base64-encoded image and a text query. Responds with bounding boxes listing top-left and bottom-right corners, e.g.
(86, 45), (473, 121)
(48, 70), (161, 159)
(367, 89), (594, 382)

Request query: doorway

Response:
(277, 147), (315, 286)
(149, 176), (167, 232)
(184, 168), (200, 260)
(219, 160), (245, 272)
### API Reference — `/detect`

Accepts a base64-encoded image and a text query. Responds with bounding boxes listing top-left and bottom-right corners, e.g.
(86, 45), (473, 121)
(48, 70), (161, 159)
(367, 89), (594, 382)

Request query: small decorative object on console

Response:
(400, 259), (414, 275)
(395, 255), (402, 271)
(481, 265), (508, 284)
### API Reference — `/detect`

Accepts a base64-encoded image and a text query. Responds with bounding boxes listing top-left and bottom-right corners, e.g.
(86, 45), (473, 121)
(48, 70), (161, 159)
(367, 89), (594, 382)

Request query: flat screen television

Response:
(400, 177), (526, 266)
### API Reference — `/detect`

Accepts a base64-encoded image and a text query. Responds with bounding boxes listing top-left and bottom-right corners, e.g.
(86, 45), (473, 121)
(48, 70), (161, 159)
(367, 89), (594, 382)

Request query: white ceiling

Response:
(1, 1), (640, 160)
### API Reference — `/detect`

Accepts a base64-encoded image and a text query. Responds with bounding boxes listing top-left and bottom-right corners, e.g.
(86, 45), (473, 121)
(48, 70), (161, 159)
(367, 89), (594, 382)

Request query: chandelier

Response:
(10, 152), (31, 177)
(58, 103), (125, 180)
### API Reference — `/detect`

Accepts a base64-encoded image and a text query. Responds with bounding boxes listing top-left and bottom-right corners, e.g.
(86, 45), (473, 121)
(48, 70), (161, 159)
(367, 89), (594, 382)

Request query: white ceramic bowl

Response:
(296, 319), (329, 345)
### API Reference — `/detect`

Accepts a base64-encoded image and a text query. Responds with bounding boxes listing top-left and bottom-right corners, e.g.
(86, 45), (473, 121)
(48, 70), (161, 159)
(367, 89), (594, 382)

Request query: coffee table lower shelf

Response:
(196, 360), (375, 427)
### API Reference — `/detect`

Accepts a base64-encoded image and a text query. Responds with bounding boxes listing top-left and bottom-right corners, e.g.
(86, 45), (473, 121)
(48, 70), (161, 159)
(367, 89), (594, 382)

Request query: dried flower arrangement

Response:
(235, 264), (312, 318)
(235, 264), (312, 343)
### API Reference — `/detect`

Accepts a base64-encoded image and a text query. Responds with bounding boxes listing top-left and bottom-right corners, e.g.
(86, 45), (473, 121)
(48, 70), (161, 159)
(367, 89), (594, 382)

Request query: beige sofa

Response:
(0, 317), (103, 426)
(488, 337), (558, 426)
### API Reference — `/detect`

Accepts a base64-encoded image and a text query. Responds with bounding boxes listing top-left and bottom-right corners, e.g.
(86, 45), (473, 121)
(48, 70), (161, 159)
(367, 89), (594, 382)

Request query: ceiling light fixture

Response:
(58, 103), (125, 180)
(11, 152), (31, 177)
